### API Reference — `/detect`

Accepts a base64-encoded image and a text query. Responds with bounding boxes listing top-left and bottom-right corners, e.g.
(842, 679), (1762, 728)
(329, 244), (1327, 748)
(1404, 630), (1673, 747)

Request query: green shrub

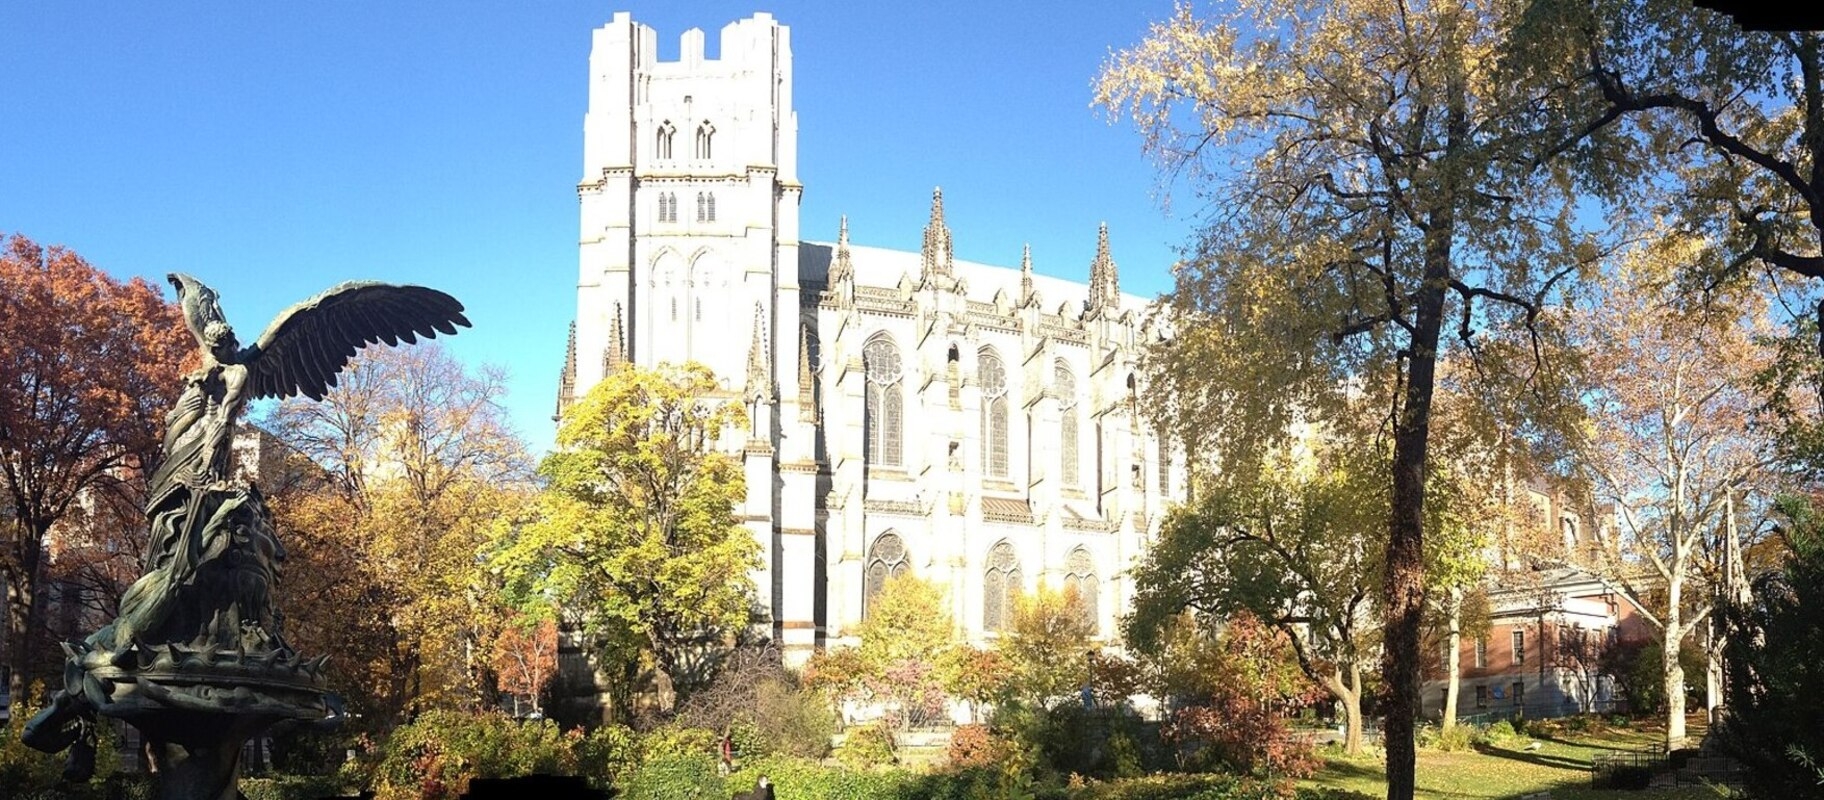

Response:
(1068, 774), (1375, 800)
(1068, 772), (1308, 800)
(0, 687), (57, 791)
(240, 775), (348, 800)
(1476, 720), (1518, 747)
(637, 723), (718, 763)
(1105, 728), (1145, 779)
(620, 751), (727, 800)
(835, 722), (897, 769)
(754, 678), (840, 758)
(369, 709), (581, 800)
(576, 723), (638, 789)
(731, 754), (912, 800)
(1433, 724), (1474, 753)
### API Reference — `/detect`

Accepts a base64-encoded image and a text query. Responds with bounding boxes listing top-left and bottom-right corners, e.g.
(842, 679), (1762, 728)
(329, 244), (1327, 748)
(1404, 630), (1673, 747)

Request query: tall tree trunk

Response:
(1344, 664), (1365, 756)
(1386, 275), (1444, 800)
(1664, 580), (1687, 748)
(1443, 588), (1463, 730)
(5, 526), (46, 725)
(1320, 665), (1366, 756)
(1386, 5), (1467, 796)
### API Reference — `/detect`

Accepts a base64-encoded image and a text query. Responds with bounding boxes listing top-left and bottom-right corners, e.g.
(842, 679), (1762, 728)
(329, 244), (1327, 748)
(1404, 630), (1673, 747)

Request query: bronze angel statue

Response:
(26, 274), (469, 797)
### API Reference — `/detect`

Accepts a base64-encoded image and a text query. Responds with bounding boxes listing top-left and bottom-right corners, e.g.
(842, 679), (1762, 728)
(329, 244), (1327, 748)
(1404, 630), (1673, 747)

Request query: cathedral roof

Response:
(801, 241), (1153, 314)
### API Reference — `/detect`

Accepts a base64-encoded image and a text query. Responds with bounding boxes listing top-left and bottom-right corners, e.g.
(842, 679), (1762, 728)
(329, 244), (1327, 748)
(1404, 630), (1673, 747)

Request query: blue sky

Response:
(1, 2), (1196, 451)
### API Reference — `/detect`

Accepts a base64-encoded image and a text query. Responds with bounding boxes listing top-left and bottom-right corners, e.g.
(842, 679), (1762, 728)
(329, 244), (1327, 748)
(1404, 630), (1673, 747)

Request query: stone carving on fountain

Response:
(23, 273), (470, 800)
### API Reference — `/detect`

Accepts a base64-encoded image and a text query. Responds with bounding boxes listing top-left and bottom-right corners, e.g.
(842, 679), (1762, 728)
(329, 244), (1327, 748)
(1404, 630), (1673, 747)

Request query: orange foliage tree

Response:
(0, 233), (191, 721)
(491, 614), (559, 717)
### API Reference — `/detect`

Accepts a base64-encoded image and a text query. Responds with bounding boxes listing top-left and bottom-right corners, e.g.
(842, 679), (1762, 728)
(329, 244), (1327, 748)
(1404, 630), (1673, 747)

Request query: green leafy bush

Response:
(1475, 720), (1518, 747)
(620, 751), (727, 800)
(1434, 724), (1474, 752)
(1070, 773), (1377, 800)
(835, 722), (897, 769)
(731, 755), (911, 800)
(240, 775), (348, 800)
(0, 684), (123, 794)
(637, 723), (718, 763)
(1105, 728), (1145, 779)
(575, 723), (638, 789)
(369, 709), (581, 800)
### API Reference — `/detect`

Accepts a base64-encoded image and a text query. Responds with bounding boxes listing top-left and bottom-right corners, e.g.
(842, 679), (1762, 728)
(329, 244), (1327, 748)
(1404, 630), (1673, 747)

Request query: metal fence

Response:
(1590, 742), (1746, 790)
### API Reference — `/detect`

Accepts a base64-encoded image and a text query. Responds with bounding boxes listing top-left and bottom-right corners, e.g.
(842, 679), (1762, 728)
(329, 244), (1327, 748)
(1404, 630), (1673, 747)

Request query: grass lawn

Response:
(1299, 719), (1731, 800)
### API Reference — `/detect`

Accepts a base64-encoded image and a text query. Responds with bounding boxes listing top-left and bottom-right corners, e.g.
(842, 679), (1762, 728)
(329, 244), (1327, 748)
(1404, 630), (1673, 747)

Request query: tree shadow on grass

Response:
(1528, 732), (1634, 753)
(1472, 743), (1595, 772)
(1316, 758), (1385, 782)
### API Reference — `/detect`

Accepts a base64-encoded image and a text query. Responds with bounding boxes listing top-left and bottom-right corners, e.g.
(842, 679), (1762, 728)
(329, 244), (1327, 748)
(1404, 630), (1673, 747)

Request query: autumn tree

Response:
(996, 584), (1096, 711)
(835, 574), (957, 728)
(1520, 4), (1824, 338)
(1561, 239), (1785, 747)
(1157, 612), (1323, 777)
(1128, 422), (1385, 755)
(267, 343), (532, 724)
(1097, 2), (1601, 792)
(491, 613), (559, 718)
(0, 234), (191, 721)
(491, 362), (759, 715)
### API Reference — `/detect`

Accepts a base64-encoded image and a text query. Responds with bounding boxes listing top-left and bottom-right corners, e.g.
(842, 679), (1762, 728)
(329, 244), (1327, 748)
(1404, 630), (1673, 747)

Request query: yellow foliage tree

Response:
(492, 362), (758, 715)
(268, 344), (532, 725)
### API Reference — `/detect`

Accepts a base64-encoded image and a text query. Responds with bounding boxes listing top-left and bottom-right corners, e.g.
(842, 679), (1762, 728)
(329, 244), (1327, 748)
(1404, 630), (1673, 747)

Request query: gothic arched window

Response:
(657, 120), (675, 160)
(1065, 548), (1099, 636)
(979, 350), (1009, 478)
(864, 532), (910, 619)
(983, 541), (1022, 633)
(863, 336), (904, 467)
(696, 192), (706, 223)
(696, 121), (714, 159)
(1056, 361), (1078, 488)
(706, 192), (717, 222)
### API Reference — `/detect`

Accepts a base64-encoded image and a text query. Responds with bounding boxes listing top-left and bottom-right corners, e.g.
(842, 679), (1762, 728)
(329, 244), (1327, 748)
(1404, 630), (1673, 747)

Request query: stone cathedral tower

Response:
(564, 12), (819, 661)
(564, 13), (1181, 685)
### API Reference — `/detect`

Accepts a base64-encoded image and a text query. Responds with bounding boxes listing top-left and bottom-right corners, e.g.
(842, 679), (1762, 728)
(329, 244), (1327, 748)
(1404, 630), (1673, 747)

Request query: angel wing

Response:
(237, 282), (471, 401)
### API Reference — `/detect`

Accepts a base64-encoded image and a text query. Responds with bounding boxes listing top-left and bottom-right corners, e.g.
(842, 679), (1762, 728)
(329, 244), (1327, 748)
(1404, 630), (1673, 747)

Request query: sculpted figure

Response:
(25, 273), (468, 800)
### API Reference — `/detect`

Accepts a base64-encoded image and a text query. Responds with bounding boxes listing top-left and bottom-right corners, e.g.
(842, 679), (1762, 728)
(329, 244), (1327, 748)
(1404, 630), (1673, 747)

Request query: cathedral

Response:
(558, 12), (1181, 665)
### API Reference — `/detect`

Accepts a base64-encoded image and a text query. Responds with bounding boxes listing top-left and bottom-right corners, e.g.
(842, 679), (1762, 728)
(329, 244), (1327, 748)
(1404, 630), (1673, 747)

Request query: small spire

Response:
(921, 187), (954, 280)
(1087, 222), (1120, 314)
(746, 302), (772, 403)
(830, 215), (854, 285)
(605, 303), (627, 369)
(556, 322), (577, 421)
(1019, 243), (1034, 303)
